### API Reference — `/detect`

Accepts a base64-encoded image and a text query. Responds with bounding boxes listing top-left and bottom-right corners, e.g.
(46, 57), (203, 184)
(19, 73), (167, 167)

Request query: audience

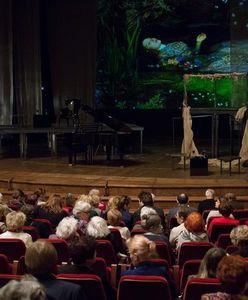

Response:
(207, 201), (239, 236)
(206, 196), (234, 227)
(132, 191), (165, 230)
(117, 195), (133, 230)
(49, 216), (79, 244)
(89, 188), (106, 212)
(202, 255), (248, 300)
(107, 208), (130, 241)
(177, 212), (209, 249)
(196, 247), (227, 278)
(72, 200), (91, 234)
(25, 240), (87, 300)
(0, 275), (46, 300)
(122, 235), (178, 298)
(230, 225), (248, 257)
(33, 194), (67, 227)
(9, 189), (25, 211)
(86, 216), (122, 253)
(225, 192), (245, 210)
(0, 211), (32, 247)
(169, 206), (191, 248)
(167, 193), (196, 220)
(198, 189), (216, 215)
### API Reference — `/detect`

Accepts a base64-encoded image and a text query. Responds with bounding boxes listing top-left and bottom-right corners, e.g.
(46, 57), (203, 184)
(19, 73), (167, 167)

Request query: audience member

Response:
(206, 196), (234, 227)
(132, 206), (157, 230)
(33, 194), (67, 227)
(107, 208), (130, 241)
(198, 189), (216, 215)
(169, 206), (191, 248)
(196, 247), (226, 278)
(20, 193), (38, 225)
(0, 211), (32, 247)
(63, 193), (77, 215)
(142, 213), (168, 244)
(122, 235), (178, 298)
(167, 193), (196, 220)
(177, 212), (209, 249)
(0, 204), (10, 233)
(0, 275), (46, 300)
(132, 191), (165, 230)
(207, 201), (239, 236)
(77, 194), (98, 218)
(86, 216), (122, 253)
(117, 195), (133, 230)
(225, 192), (245, 210)
(25, 240), (87, 300)
(72, 201), (91, 234)
(202, 255), (248, 300)
(9, 189), (25, 210)
(49, 216), (79, 244)
(230, 225), (248, 257)
(89, 188), (106, 211)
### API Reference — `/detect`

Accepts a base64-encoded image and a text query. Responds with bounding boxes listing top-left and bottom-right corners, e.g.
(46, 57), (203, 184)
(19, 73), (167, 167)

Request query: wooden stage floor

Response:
(0, 137), (248, 200)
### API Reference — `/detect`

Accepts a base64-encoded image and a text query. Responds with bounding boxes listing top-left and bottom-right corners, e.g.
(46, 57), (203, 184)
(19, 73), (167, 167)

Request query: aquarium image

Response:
(96, 0), (248, 109)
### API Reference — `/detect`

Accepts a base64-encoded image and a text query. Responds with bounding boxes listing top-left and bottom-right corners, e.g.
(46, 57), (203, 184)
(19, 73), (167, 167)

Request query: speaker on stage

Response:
(190, 156), (208, 176)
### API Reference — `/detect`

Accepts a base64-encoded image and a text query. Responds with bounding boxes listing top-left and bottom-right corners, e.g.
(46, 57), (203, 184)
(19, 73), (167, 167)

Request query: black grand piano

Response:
(67, 105), (132, 165)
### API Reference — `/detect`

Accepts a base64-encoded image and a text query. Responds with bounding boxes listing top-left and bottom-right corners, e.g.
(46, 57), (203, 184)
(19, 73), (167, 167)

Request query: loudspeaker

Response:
(190, 156), (208, 176)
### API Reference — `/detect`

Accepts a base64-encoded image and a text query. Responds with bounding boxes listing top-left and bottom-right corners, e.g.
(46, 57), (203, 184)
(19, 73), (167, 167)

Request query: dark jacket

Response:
(198, 199), (216, 215)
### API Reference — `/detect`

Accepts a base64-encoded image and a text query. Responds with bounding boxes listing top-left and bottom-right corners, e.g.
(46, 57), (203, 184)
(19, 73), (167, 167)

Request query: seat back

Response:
(0, 254), (12, 274)
(39, 238), (70, 264)
(57, 273), (107, 300)
(215, 233), (232, 249)
(117, 275), (172, 300)
(0, 238), (26, 263)
(91, 257), (109, 282)
(0, 274), (21, 287)
(32, 218), (54, 237)
(22, 226), (39, 241)
(130, 228), (146, 236)
(182, 277), (224, 300)
(154, 241), (172, 266)
(109, 228), (125, 253)
(209, 223), (237, 243)
(233, 209), (248, 220)
(177, 242), (213, 270)
(179, 259), (201, 293)
(96, 240), (118, 266)
(226, 245), (239, 254)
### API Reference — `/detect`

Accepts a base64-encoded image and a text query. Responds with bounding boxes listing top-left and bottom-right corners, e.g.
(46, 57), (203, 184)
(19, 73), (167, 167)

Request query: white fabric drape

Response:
(181, 106), (200, 158)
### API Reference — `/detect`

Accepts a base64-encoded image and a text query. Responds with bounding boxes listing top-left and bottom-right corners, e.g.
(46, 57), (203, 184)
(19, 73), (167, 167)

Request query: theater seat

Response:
(117, 275), (172, 300)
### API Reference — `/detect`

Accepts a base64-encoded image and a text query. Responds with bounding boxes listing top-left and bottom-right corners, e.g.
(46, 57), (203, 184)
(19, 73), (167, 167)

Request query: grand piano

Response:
(67, 105), (133, 165)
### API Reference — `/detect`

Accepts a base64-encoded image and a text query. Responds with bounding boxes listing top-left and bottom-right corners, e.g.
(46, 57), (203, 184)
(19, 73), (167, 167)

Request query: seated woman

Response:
(196, 247), (226, 278)
(117, 195), (133, 230)
(169, 206), (191, 248)
(72, 201), (92, 235)
(230, 225), (248, 257)
(132, 206), (157, 230)
(107, 208), (130, 242)
(206, 196), (234, 227)
(207, 201), (239, 236)
(86, 216), (123, 254)
(177, 212), (209, 249)
(122, 235), (178, 299)
(202, 255), (248, 300)
(0, 211), (32, 247)
(33, 194), (67, 227)
(49, 216), (79, 245)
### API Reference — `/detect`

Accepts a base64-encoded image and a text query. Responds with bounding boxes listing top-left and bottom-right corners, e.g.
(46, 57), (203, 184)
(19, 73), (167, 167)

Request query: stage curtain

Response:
(45, 0), (97, 122)
(0, 0), (13, 125)
(12, 0), (42, 126)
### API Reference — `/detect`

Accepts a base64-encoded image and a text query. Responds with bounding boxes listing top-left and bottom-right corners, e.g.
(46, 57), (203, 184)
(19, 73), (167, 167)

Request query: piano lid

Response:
(81, 105), (132, 134)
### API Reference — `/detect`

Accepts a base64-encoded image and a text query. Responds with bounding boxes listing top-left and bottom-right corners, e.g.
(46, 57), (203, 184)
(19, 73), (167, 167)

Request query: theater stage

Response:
(0, 136), (247, 210)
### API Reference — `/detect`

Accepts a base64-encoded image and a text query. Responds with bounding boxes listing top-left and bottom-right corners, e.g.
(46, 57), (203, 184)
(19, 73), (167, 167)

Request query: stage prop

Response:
(179, 72), (248, 172)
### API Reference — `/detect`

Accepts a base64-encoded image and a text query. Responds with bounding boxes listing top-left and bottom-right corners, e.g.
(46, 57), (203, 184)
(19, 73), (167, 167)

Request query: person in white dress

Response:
(0, 211), (32, 247)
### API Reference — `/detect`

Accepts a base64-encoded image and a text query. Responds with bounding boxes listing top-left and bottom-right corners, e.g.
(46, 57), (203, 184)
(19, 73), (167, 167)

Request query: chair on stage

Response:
(117, 275), (172, 300)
